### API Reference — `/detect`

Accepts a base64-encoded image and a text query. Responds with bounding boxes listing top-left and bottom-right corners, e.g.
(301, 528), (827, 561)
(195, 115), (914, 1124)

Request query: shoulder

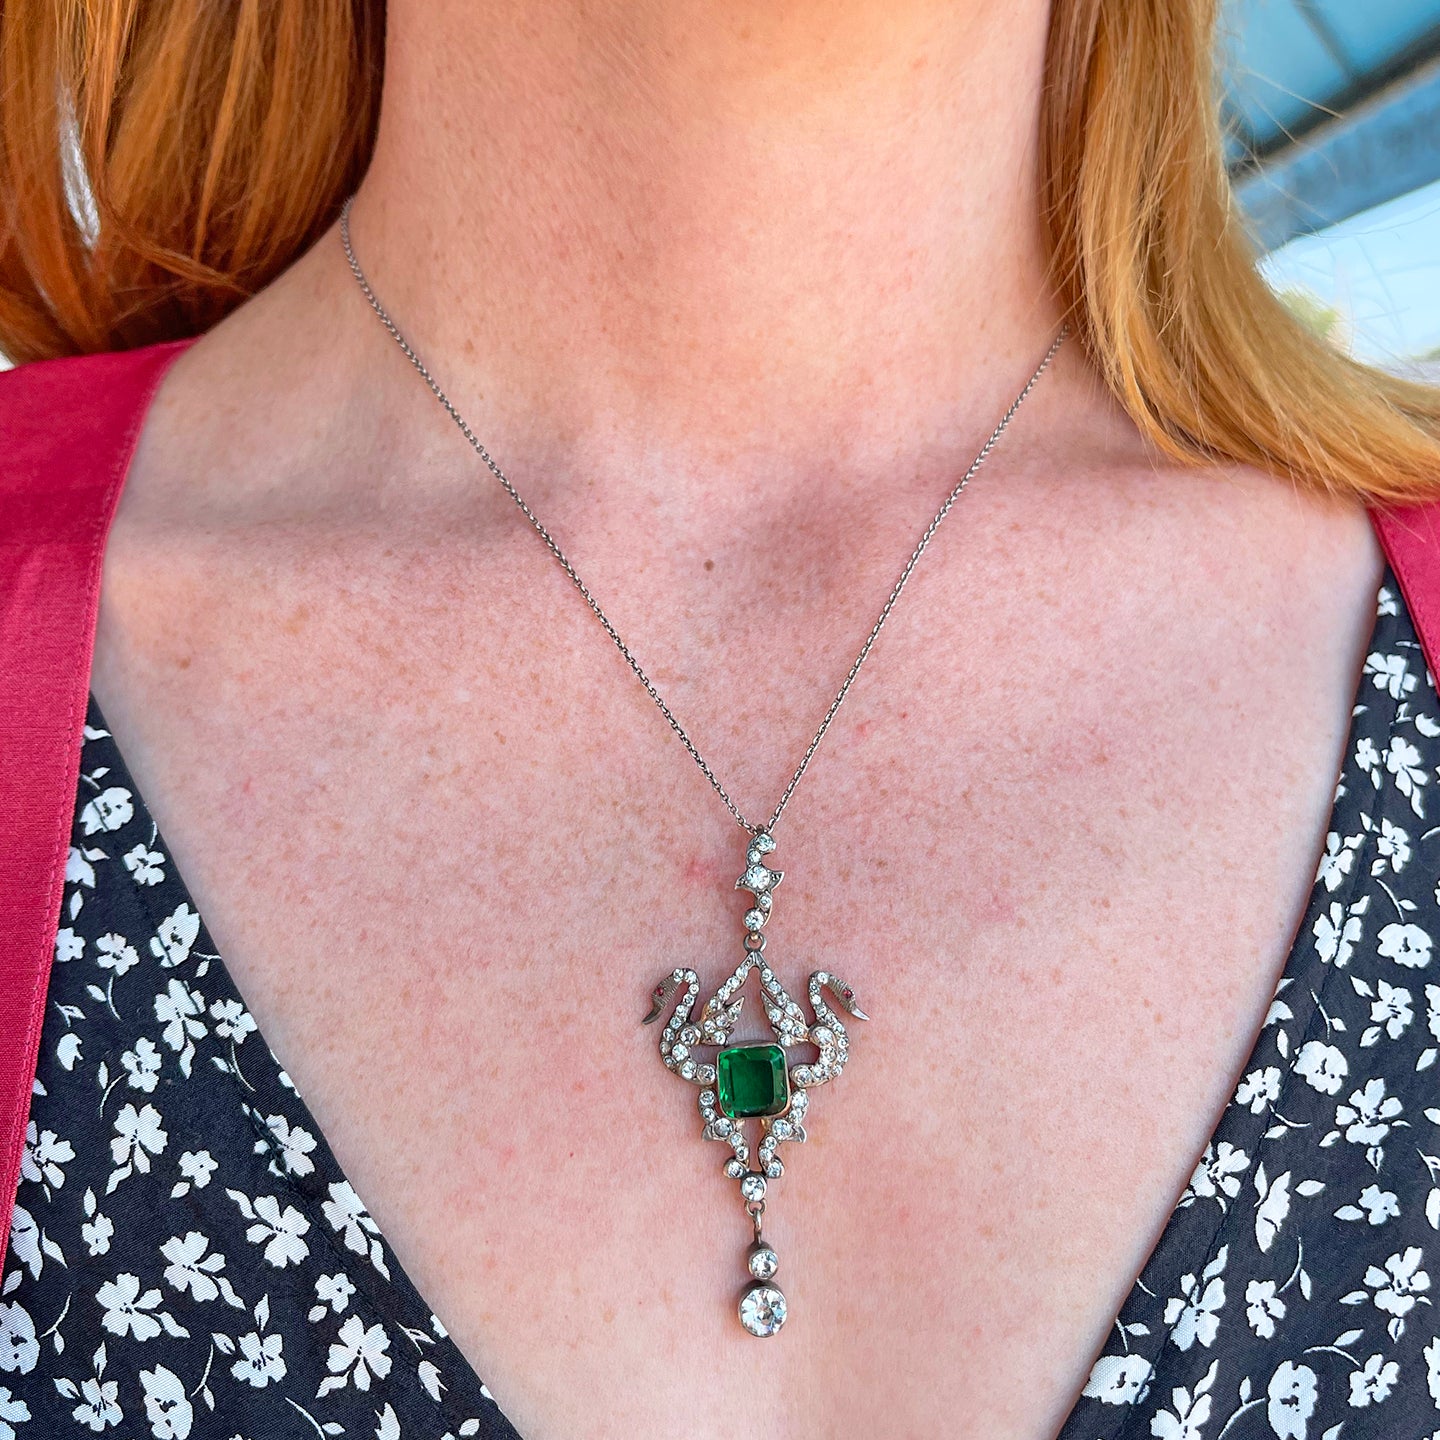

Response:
(0, 339), (197, 543)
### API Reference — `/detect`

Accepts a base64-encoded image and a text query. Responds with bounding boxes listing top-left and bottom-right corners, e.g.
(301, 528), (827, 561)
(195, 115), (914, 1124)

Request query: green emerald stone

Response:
(716, 1044), (790, 1119)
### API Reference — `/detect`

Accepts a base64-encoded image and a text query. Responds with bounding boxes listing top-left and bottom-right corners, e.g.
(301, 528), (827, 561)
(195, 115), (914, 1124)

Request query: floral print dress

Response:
(5, 567), (1440, 1440)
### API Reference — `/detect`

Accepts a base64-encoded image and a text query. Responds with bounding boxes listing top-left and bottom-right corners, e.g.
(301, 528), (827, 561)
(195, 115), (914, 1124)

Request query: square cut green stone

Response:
(716, 1043), (789, 1119)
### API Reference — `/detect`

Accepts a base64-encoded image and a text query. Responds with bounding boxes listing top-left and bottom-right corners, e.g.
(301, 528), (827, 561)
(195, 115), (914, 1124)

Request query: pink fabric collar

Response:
(0, 336), (196, 1264)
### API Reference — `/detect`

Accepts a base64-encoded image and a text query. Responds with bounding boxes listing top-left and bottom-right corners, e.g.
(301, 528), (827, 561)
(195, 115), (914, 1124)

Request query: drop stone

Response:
(739, 1281), (788, 1337)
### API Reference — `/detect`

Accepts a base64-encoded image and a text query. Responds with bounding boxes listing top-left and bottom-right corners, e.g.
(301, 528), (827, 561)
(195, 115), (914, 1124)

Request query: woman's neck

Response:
(348, 0), (1072, 485)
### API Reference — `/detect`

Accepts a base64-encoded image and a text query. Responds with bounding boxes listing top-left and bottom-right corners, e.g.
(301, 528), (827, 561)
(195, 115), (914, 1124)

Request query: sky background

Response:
(1260, 175), (1440, 367)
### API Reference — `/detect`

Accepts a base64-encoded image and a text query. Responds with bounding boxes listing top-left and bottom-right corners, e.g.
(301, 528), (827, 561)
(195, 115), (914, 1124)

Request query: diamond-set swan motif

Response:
(641, 832), (869, 1336)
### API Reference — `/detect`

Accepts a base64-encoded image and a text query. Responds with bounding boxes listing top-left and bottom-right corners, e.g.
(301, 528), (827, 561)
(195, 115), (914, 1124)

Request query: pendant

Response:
(642, 831), (869, 1337)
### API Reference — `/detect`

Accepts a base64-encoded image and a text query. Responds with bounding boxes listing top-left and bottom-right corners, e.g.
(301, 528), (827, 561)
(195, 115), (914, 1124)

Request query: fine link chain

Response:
(339, 194), (1066, 837)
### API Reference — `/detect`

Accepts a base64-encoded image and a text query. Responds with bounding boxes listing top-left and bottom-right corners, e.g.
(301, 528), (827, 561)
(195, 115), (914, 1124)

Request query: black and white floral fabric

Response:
(2, 720), (518, 1438)
(5, 567), (1440, 1439)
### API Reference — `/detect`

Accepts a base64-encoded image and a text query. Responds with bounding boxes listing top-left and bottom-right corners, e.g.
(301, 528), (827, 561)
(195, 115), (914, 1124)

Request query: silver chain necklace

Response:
(339, 193), (1065, 1337)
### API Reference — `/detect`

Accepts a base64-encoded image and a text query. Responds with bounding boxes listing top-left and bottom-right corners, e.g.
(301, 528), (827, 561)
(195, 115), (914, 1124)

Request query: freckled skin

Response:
(88, 323), (1385, 1438)
(82, 161), (1387, 1435)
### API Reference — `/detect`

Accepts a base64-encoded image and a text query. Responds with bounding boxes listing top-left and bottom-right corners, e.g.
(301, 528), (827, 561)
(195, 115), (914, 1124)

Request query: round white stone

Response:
(748, 1245), (780, 1281)
(740, 1173), (767, 1202)
(738, 1282), (787, 1337)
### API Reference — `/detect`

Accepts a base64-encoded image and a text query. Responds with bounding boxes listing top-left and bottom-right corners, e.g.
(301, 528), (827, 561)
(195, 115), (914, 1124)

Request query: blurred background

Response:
(1222, 0), (1440, 377)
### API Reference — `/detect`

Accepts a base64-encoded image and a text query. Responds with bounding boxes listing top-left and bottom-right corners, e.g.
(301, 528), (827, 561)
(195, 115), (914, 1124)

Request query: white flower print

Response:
(71, 1373), (121, 1431)
(120, 1038), (162, 1093)
(256, 1113), (316, 1178)
(0, 1386), (30, 1440)
(139, 1364), (192, 1439)
(321, 1182), (389, 1277)
(154, 978), (206, 1047)
(94, 934), (139, 976)
(1265, 991), (1295, 1027)
(96, 1275), (163, 1342)
(1295, 1040), (1348, 1095)
(0, 1303), (38, 1375)
(1366, 651), (1416, 699)
(1187, 1142), (1249, 1204)
(80, 786), (133, 834)
(1427, 1336), (1440, 1405)
(56, 1031), (82, 1071)
(1335, 1183), (1401, 1226)
(1149, 1358), (1216, 1440)
(231, 1331), (286, 1388)
(1254, 1167), (1296, 1254)
(1317, 831), (1363, 891)
(1355, 734), (1382, 786)
(1374, 816), (1411, 873)
(312, 1273), (356, 1319)
(176, 1151), (217, 1189)
(65, 843), (97, 890)
(1367, 978), (1412, 1040)
(6, 1207), (39, 1283)
(1314, 899), (1367, 966)
(1163, 1247), (1227, 1351)
(228, 1191), (311, 1268)
(1335, 1077), (1404, 1147)
(109, 1102), (168, 1190)
(1267, 1360), (1318, 1439)
(1235, 1065), (1282, 1114)
(1384, 736), (1428, 814)
(1245, 1277), (1286, 1338)
(1347, 1352), (1398, 1407)
(77, 1186), (115, 1260)
(21, 1122), (74, 1192)
(210, 999), (256, 1043)
(320, 1315), (392, 1396)
(121, 843), (166, 885)
(1359, 1185), (1400, 1224)
(1364, 1245), (1430, 1319)
(160, 1232), (231, 1303)
(60, 1345), (122, 1433)
(54, 926), (84, 962)
(1377, 920), (1432, 968)
(82, 1210), (115, 1257)
(150, 903), (200, 968)
(97, 1277), (185, 1343)
(154, 978), (206, 1076)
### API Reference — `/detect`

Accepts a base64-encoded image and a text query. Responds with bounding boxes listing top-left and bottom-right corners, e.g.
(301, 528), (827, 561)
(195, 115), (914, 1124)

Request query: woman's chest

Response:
(77, 505), (1386, 1438)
